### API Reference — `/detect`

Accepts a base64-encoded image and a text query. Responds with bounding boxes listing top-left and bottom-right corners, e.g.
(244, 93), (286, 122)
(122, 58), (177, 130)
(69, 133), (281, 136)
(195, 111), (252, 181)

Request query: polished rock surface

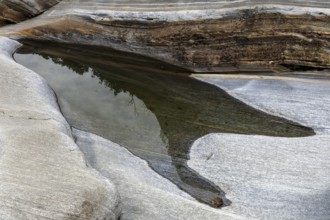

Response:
(190, 73), (330, 220)
(74, 128), (245, 220)
(0, 37), (120, 220)
(0, 1), (330, 219)
(195, 74), (330, 134)
(14, 42), (315, 208)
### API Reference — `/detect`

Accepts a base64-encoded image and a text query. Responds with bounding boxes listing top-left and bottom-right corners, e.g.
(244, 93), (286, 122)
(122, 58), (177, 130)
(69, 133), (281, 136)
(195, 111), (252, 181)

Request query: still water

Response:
(15, 41), (314, 207)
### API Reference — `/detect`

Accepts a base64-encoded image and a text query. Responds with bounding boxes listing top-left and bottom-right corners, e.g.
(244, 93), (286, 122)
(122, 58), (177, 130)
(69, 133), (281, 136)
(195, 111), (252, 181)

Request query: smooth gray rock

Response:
(190, 133), (330, 220)
(194, 74), (330, 134)
(190, 74), (330, 220)
(73, 128), (246, 220)
(0, 36), (121, 220)
(0, 1), (329, 218)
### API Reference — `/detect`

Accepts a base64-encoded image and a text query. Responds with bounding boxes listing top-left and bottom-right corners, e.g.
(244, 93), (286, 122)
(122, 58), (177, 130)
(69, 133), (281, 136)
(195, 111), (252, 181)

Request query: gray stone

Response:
(0, 37), (120, 220)
(189, 74), (330, 220)
(1, 1), (330, 219)
(194, 74), (330, 134)
(73, 128), (245, 220)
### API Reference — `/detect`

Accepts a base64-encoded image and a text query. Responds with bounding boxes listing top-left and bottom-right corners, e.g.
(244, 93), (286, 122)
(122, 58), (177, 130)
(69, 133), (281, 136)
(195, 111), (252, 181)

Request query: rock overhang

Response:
(1, 0), (330, 72)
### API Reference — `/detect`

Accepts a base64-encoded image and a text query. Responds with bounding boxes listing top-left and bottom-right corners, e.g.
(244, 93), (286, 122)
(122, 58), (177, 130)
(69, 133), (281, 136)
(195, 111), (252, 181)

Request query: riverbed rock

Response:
(189, 73), (330, 220)
(73, 128), (245, 220)
(1, 0), (330, 72)
(194, 73), (330, 134)
(0, 1), (330, 219)
(0, 0), (61, 26)
(14, 42), (316, 208)
(0, 36), (120, 220)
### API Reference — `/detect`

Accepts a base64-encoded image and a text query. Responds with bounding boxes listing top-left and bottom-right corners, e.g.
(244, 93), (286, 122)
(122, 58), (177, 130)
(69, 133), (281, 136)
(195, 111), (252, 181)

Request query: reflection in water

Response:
(15, 41), (314, 207)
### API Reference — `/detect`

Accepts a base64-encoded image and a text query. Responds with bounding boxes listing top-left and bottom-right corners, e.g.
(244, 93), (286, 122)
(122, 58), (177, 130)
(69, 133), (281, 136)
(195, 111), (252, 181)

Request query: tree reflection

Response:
(17, 41), (315, 207)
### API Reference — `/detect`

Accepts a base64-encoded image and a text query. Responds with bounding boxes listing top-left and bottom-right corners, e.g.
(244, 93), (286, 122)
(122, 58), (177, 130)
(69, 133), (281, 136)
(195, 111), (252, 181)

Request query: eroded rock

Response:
(1, 0), (329, 72)
(0, 37), (121, 219)
(73, 128), (245, 220)
(0, 0), (61, 26)
(189, 74), (330, 220)
(0, 1), (330, 219)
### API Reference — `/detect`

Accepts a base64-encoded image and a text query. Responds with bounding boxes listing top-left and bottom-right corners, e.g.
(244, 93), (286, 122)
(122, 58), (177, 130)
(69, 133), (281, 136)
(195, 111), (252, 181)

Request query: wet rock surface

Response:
(15, 41), (314, 208)
(73, 128), (245, 220)
(190, 73), (330, 220)
(0, 1), (330, 219)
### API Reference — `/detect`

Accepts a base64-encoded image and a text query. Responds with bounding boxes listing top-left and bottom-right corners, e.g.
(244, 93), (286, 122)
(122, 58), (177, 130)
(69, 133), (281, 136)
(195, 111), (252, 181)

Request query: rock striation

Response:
(0, 36), (121, 220)
(14, 42), (315, 208)
(0, 1), (330, 219)
(0, 0), (61, 26)
(1, 0), (330, 72)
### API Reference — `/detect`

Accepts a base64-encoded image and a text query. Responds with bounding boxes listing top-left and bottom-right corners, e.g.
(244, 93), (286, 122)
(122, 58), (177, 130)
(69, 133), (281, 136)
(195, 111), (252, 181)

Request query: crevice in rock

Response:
(0, 109), (52, 121)
(281, 64), (326, 72)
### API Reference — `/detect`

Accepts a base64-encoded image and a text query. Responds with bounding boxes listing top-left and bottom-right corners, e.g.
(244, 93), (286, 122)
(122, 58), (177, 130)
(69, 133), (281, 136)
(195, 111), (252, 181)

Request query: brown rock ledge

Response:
(0, 0), (61, 26)
(0, 1), (328, 72)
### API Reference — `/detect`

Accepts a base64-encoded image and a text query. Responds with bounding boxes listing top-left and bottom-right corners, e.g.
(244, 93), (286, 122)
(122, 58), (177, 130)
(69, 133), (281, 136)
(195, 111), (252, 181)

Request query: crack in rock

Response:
(0, 109), (52, 121)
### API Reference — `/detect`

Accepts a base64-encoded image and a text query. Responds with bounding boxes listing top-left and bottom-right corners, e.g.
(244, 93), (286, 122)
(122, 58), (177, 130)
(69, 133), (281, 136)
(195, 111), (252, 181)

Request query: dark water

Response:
(15, 41), (314, 207)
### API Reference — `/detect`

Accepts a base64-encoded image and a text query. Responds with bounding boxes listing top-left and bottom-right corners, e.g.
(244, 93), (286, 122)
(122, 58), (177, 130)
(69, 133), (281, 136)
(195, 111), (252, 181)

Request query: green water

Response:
(15, 41), (314, 207)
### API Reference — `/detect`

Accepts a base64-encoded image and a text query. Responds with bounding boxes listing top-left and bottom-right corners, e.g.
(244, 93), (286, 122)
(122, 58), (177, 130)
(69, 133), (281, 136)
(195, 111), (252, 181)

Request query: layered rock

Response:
(13, 36), (330, 220)
(14, 42), (316, 208)
(1, 0), (329, 72)
(0, 0), (61, 26)
(0, 37), (120, 219)
(0, 1), (330, 219)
